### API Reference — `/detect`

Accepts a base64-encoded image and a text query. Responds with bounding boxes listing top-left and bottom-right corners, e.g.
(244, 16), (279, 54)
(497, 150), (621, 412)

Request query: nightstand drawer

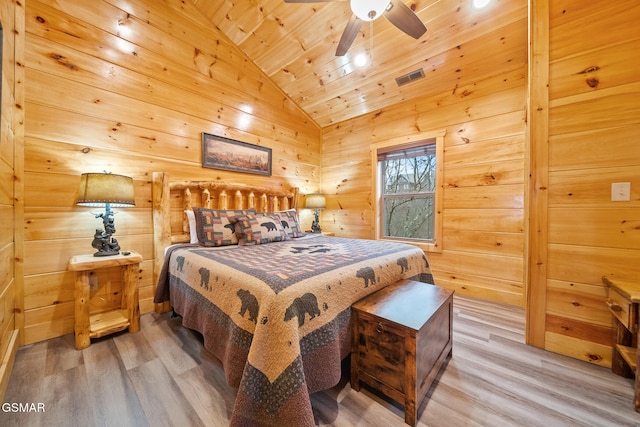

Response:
(607, 286), (635, 331)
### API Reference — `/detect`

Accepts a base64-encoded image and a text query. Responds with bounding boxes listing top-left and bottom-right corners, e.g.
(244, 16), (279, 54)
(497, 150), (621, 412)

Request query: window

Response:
(380, 143), (436, 239)
(371, 131), (444, 253)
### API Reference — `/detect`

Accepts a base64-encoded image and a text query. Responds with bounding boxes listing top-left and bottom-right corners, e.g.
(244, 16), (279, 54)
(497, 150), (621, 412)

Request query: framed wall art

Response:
(201, 132), (272, 176)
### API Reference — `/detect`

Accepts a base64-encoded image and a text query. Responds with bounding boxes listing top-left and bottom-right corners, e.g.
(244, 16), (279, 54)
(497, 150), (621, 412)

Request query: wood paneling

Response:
(546, 281), (611, 328)
(531, 0), (640, 362)
(443, 208), (524, 233)
(444, 184), (524, 210)
(548, 0), (639, 62)
(321, 75), (528, 307)
(318, 21), (529, 303)
(0, 0), (24, 401)
(549, 124), (640, 171)
(192, 0), (528, 127)
(442, 229), (524, 258)
(549, 208), (640, 250)
(550, 38), (640, 101)
(21, 0), (320, 344)
(525, 0), (550, 349)
(444, 135), (525, 167)
(548, 166), (640, 208)
(444, 159), (524, 188)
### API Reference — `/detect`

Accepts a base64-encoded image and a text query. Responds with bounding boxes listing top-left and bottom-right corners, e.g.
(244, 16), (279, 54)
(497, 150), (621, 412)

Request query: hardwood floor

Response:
(3, 296), (639, 426)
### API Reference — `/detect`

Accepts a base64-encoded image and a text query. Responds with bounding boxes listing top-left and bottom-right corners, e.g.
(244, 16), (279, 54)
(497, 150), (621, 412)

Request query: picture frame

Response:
(201, 132), (272, 176)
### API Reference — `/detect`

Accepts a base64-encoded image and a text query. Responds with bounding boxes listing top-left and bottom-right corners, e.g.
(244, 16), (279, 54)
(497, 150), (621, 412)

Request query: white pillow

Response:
(185, 210), (198, 243)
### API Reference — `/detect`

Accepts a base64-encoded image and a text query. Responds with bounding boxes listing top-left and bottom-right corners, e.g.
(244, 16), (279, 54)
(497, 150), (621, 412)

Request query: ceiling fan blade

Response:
(384, 0), (427, 39)
(336, 14), (363, 56)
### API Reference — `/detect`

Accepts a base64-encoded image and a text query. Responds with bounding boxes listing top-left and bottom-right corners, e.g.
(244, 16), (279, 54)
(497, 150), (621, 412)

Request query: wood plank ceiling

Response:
(191, 0), (528, 128)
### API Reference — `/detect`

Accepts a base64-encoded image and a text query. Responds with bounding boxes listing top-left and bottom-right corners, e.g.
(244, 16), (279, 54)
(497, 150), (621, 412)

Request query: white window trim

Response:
(370, 129), (445, 253)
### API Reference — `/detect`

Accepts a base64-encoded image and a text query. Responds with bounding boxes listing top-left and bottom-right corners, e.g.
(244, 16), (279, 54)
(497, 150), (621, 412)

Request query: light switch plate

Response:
(611, 182), (631, 202)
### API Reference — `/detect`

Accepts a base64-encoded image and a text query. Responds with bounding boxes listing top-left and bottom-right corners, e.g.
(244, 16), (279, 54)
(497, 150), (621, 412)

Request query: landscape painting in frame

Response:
(202, 133), (272, 176)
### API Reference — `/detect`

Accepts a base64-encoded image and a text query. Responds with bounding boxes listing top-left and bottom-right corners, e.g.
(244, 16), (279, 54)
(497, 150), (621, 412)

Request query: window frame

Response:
(371, 130), (445, 253)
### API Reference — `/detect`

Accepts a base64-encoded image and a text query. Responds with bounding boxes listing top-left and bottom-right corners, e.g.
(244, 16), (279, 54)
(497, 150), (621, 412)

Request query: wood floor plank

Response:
(44, 333), (84, 376)
(0, 341), (48, 427)
(83, 339), (149, 427)
(174, 365), (234, 426)
(127, 358), (205, 427)
(112, 326), (158, 371)
(138, 313), (199, 377)
(3, 340), (47, 401)
(39, 366), (94, 426)
(3, 295), (639, 426)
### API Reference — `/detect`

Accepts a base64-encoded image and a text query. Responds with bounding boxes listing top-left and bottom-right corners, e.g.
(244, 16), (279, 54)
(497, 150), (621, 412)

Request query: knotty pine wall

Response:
(321, 58), (528, 306)
(527, 0), (640, 367)
(21, 0), (320, 345)
(0, 0), (24, 398)
(322, 0), (640, 368)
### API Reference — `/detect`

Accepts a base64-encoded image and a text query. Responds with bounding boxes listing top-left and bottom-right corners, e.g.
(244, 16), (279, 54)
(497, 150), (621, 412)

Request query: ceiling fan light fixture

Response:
(473, 0), (491, 8)
(350, 0), (390, 21)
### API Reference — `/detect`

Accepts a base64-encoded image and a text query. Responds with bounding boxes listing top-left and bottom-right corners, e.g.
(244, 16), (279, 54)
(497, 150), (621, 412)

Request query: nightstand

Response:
(68, 251), (142, 350)
(305, 231), (335, 236)
(603, 275), (640, 412)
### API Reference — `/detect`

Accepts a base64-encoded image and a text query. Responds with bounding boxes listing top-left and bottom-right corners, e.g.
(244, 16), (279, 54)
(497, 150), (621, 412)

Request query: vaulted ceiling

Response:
(191, 0), (528, 128)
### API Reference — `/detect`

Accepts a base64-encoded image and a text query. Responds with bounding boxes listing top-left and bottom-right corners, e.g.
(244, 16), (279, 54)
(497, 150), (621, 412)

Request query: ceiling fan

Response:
(285, 0), (427, 56)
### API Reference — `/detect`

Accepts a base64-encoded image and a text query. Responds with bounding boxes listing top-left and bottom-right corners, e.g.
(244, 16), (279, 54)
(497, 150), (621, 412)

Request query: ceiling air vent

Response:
(395, 68), (425, 87)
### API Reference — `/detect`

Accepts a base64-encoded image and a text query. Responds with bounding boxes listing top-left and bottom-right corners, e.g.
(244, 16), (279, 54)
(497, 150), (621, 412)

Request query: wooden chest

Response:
(351, 280), (454, 426)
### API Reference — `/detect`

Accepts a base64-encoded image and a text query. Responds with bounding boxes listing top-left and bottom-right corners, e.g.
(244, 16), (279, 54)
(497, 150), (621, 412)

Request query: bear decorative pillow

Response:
(269, 209), (304, 238)
(233, 214), (288, 245)
(192, 207), (256, 247)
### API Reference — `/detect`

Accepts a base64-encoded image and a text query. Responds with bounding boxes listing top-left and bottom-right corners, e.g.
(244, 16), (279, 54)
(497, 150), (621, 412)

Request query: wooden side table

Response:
(603, 275), (640, 412)
(68, 251), (142, 350)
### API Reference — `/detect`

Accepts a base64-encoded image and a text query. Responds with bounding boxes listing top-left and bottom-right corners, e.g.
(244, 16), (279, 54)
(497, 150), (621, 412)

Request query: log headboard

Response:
(151, 171), (300, 299)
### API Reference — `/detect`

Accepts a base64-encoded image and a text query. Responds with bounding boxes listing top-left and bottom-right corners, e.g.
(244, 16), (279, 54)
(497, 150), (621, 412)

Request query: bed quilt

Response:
(154, 235), (433, 426)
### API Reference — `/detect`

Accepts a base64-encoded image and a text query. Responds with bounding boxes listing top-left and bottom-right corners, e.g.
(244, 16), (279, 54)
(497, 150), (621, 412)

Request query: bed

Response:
(151, 172), (434, 426)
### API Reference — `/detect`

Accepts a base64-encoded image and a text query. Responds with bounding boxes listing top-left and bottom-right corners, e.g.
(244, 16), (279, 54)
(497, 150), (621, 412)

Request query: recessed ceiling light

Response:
(473, 0), (490, 8)
(354, 53), (368, 67)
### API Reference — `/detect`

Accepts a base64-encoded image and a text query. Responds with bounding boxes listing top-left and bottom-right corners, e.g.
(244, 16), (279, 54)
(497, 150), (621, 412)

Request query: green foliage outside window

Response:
(381, 145), (436, 240)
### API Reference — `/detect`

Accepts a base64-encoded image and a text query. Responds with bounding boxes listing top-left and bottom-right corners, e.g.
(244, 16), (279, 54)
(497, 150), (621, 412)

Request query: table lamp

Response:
(77, 172), (135, 257)
(305, 193), (326, 233)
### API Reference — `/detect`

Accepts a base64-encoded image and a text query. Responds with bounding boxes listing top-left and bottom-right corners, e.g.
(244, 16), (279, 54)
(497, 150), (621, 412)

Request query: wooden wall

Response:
(322, 0), (640, 368)
(0, 0), (23, 399)
(21, 0), (320, 344)
(321, 27), (528, 306)
(528, 0), (640, 367)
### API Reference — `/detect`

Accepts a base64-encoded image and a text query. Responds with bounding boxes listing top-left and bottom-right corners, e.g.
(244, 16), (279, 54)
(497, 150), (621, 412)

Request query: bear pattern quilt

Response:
(154, 235), (433, 426)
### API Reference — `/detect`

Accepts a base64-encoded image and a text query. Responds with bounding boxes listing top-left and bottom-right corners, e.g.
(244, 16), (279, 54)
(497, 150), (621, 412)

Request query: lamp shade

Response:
(350, 0), (390, 21)
(77, 173), (135, 207)
(306, 194), (326, 209)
